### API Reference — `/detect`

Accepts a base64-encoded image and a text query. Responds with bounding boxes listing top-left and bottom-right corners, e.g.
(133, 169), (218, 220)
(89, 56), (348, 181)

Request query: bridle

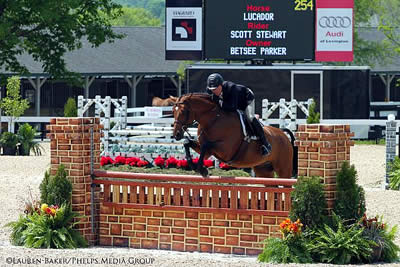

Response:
(173, 100), (194, 138)
(173, 98), (220, 140)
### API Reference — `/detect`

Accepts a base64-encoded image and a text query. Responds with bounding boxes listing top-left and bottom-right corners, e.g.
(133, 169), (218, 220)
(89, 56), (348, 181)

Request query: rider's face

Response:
(211, 85), (222, 96)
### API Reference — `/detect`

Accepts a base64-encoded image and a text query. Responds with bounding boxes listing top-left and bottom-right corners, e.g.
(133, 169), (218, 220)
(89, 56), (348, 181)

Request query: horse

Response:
(172, 93), (295, 178)
(152, 96), (178, 106)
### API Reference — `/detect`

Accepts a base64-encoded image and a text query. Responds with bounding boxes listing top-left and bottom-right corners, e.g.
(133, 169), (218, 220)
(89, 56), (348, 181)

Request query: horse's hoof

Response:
(199, 168), (209, 177)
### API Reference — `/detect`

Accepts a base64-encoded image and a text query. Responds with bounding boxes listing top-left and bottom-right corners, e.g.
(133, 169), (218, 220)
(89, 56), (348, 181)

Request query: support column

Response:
(379, 74), (395, 101)
(28, 77), (47, 117)
(47, 117), (102, 245)
(124, 75), (143, 108)
(295, 124), (354, 213)
(385, 115), (397, 189)
(84, 76), (95, 99)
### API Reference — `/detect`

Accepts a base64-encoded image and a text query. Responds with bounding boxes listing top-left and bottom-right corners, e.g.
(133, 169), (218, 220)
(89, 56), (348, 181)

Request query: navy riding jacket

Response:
(206, 81), (254, 112)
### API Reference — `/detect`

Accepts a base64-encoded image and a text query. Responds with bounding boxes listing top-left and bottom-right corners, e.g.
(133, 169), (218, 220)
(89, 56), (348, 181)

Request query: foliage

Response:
(378, 0), (400, 55)
(40, 165), (73, 206)
(113, 0), (165, 21)
(388, 156), (400, 190)
(177, 61), (194, 81)
(109, 7), (161, 26)
(289, 176), (328, 228)
(17, 123), (43, 155)
(39, 170), (51, 205)
(0, 1), (123, 79)
(308, 214), (374, 264)
(258, 218), (312, 263)
(334, 162), (366, 223)
(0, 77), (29, 132)
(359, 214), (400, 263)
(64, 98), (77, 117)
(306, 99), (320, 124)
(101, 164), (250, 177)
(379, 224), (400, 262)
(6, 203), (87, 249)
(0, 131), (18, 148)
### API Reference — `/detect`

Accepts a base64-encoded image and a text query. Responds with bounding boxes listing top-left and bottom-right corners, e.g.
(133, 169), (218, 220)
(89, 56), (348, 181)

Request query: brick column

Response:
(47, 118), (102, 245)
(295, 124), (354, 212)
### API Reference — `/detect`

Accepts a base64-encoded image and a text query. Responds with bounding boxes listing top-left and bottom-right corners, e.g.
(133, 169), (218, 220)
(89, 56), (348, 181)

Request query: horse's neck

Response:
(190, 98), (218, 126)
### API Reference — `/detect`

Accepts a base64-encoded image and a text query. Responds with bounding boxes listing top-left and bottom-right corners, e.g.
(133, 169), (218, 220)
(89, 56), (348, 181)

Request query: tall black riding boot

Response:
(251, 118), (272, 156)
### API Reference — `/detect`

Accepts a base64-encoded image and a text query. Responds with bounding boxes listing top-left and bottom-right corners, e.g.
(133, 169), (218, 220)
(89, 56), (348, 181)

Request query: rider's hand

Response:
(255, 114), (260, 119)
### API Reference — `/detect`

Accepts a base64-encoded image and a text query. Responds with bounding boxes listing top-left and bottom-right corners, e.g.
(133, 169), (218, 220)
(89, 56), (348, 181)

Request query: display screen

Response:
(204, 0), (315, 61)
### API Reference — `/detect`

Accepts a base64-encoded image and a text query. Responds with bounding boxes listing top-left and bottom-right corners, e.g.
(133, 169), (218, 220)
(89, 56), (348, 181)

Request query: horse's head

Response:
(172, 95), (194, 140)
(172, 93), (216, 140)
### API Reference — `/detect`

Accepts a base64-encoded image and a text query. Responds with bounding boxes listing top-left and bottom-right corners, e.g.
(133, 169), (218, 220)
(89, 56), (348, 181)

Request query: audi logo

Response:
(318, 16), (352, 28)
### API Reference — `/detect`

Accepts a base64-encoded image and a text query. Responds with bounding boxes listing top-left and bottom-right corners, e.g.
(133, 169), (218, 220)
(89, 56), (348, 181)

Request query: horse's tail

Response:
(282, 128), (295, 146)
(282, 128), (297, 178)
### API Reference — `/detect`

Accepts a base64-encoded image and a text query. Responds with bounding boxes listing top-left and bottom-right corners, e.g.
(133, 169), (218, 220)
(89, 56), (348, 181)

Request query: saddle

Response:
(236, 110), (258, 142)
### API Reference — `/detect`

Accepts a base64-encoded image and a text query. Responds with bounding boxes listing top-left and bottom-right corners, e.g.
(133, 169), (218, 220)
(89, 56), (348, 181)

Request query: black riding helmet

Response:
(207, 73), (224, 90)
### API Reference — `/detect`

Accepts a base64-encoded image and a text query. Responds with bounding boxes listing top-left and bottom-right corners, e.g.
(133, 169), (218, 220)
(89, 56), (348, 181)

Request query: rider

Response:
(206, 73), (272, 156)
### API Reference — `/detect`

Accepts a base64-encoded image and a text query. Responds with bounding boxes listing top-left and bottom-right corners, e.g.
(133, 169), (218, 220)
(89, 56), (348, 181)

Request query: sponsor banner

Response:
(315, 0), (354, 62)
(144, 107), (163, 118)
(165, 0), (202, 60)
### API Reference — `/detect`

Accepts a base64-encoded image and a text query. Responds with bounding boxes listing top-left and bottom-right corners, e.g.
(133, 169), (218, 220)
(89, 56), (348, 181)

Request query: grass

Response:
(354, 139), (385, 145)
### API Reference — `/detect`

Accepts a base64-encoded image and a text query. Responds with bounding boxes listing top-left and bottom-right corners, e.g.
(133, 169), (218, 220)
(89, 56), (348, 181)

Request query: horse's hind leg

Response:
(253, 163), (275, 178)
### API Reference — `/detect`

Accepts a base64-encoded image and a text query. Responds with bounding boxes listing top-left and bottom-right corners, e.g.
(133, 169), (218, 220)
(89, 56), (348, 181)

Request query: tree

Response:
(351, 0), (395, 66)
(109, 7), (161, 26)
(0, 76), (29, 133)
(0, 1), (123, 79)
(378, 0), (400, 54)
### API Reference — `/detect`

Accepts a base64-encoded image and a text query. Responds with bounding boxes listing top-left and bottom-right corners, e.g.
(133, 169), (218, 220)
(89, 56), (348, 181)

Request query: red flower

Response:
(154, 156), (165, 167)
(219, 162), (231, 169)
(203, 159), (214, 168)
(114, 156), (126, 165)
(100, 156), (114, 166)
(137, 160), (149, 167)
(126, 157), (140, 166)
(192, 157), (199, 164)
(166, 157), (178, 168)
(177, 159), (188, 168)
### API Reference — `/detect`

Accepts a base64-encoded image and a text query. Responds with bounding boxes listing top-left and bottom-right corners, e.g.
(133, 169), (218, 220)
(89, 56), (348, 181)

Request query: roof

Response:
(358, 27), (400, 74)
(6, 27), (182, 77)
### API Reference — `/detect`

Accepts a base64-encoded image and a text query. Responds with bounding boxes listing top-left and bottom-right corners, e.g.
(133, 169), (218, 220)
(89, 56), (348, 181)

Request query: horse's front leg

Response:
(183, 138), (200, 170)
(197, 141), (213, 177)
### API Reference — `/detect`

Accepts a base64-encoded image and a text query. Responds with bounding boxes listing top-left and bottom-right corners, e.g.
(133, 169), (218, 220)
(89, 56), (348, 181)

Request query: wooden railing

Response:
(93, 171), (297, 216)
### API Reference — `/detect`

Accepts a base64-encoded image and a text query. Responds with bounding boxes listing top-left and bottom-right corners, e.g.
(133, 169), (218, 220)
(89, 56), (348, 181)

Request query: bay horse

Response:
(172, 93), (295, 178)
(152, 96), (178, 106)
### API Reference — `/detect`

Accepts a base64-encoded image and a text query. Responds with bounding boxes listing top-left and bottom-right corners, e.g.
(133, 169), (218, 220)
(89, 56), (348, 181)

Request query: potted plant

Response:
(0, 132), (18, 155)
(17, 123), (42, 156)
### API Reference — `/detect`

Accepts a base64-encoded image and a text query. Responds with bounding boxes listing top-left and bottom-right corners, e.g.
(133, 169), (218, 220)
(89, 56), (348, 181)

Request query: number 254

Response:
(294, 0), (313, 11)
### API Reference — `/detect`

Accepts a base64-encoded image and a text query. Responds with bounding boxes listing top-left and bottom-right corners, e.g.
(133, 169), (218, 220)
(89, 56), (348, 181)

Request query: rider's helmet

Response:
(207, 73), (224, 90)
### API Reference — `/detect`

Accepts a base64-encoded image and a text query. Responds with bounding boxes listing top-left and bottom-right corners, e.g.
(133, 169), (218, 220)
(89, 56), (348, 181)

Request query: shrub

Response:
(258, 218), (312, 263)
(39, 170), (51, 205)
(388, 156), (400, 190)
(306, 99), (320, 124)
(64, 97), (77, 117)
(6, 203), (87, 249)
(334, 162), (366, 223)
(40, 165), (72, 206)
(289, 176), (328, 228)
(0, 131), (18, 148)
(17, 123), (43, 155)
(308, 213), (374, 264)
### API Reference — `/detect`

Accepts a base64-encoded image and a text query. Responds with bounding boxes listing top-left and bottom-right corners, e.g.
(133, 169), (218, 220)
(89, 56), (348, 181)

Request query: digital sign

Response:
(204, 0), (315, 61)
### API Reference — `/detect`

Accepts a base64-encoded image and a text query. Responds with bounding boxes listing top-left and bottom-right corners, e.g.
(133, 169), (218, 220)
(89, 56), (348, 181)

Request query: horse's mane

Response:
(179, 93), (215, 104)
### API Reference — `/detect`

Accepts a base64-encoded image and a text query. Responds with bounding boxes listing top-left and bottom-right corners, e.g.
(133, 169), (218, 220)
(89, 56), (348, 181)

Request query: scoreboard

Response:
(204, 0), (315, 61)
(166, 0), (353, 62)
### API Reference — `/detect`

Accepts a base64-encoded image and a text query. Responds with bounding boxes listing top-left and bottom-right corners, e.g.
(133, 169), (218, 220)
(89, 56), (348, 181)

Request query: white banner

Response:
(316, 8), (353, 52)
(166, 7), (202, 51)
